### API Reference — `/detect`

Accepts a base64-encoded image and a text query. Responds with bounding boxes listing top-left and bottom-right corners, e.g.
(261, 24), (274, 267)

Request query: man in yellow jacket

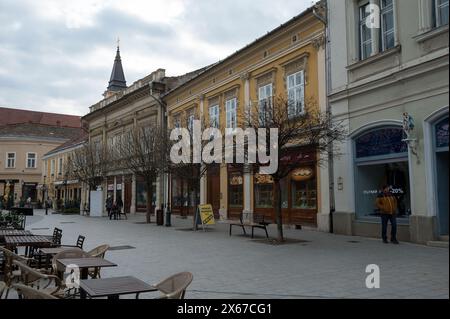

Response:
(376, 185), (399, 244)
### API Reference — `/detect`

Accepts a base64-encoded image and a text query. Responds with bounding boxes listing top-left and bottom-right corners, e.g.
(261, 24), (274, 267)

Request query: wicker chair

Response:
(51, 248), (89, 276)
(0, 281), (6, 299)
(12, 283), (58, 299)
(86, 244), (110, 279)
(13, 260), (66, 298)
(137, 272), (193, 299)
(0, 246), (34, 299)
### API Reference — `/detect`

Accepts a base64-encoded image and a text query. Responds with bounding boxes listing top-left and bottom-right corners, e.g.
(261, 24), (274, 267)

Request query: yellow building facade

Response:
(165, 7), (331, 229)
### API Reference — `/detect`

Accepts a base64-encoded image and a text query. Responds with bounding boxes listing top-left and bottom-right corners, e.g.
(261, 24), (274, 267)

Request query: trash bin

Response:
(156, 209), (164, 226)
(165, 209), (172, 227)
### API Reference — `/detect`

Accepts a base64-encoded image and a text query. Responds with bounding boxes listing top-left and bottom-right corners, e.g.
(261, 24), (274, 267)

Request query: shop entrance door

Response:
(207, 165), (221, 219)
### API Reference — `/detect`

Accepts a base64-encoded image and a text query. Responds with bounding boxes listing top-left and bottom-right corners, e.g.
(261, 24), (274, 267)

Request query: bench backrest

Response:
(239, 212), (267, 225)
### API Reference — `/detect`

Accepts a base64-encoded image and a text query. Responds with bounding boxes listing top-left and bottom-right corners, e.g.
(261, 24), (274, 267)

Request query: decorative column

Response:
(113, 176), (117, 202)
(121, 175), (125, 205)
(130, 174), (136, 214)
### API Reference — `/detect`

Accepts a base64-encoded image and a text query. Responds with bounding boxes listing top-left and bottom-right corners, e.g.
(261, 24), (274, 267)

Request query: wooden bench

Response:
(229, 213), (270, 239)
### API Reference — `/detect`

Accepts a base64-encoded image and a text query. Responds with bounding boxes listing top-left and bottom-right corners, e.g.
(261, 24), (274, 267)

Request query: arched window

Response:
(353, 126), (410, 220)
(355, 127), (407, 160)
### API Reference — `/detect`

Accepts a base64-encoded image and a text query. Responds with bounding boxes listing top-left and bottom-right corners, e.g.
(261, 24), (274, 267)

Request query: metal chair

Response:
(13, 283), (58, 299)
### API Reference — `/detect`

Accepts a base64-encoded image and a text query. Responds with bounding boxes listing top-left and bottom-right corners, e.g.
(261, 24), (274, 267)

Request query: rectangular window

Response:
(381, 0), (395, 51)
(26, 153), (36, 168)
(209, 105), (220, 128)
(258, 83), (273, 126)
(435, 0), (449, 27)
(187, 114), (195, 133)
(58, 158), (63, 175)
(287, 71), (305, 117)
(51, 159), (55, 175)
(255, 184), (273, 208)
(225, 98), (237, 129)
(6, 152), (15, 168)
(359, 2), (373, 60)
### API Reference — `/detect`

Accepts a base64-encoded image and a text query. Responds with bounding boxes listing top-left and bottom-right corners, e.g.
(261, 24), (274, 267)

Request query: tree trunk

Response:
(146, 182), (153, 224)
(274, 179), (284, 242)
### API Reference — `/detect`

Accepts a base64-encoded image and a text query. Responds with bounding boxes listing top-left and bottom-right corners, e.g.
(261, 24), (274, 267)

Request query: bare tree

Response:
(244, 95), (346, 242)
(167, 114), (215, 230)
(116, 124), (169, 224)
(66, 140), (109, 210)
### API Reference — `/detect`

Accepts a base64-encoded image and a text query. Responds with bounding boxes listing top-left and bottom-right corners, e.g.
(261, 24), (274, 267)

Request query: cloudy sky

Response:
(0, 0), (313, 116)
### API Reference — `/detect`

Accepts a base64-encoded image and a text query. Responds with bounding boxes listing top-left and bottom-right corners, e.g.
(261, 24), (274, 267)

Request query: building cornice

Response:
(329, 47), (449, 103)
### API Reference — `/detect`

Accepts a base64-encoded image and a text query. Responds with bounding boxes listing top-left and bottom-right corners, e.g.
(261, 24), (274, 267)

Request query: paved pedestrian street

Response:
(15, 210), (449, 299)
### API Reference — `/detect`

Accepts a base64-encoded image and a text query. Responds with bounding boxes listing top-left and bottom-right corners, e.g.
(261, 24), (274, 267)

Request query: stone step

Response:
(427, 241), (449, 248)
(439, 235), (449, 242)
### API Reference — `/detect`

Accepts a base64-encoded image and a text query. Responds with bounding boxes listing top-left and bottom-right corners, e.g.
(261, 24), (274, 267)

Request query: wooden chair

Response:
(0, 246), (34, 299)
(51, 248), (89, 276)
(138, 272), (193, 299)
(13, 260), (66, 298)
(12, 283), (58, 299)
(86, 244), (110, 279)
(60, 235), (86, 249)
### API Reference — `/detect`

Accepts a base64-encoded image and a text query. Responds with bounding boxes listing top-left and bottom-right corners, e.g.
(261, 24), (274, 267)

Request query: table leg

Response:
(80, 268), (88, 299)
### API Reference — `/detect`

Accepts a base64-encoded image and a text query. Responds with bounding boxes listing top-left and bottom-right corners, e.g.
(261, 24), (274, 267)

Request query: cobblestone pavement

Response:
(8, 209), (449, 299)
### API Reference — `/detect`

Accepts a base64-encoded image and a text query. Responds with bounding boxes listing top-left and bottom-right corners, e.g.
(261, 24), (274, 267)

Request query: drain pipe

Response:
(313, 1), (335, 233)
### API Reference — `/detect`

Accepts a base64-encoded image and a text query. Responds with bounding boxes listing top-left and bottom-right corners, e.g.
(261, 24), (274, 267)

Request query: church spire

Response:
(106, 40), (127, 94)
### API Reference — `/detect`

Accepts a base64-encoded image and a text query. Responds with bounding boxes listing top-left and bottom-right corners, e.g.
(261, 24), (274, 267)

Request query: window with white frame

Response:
(26, 153), (36, 168)
(258, 83), (273, 126)
(381, 0), (395, 51)
(209, 105), (220, 128)
(6, 153), (15, 168)
(287, 71), (305, 117)
(225, 98), (237, 129)
(434, 0), (449, 27)
(358, 0), (396, 60)
(51, 159), (55, 175)
(359, 2), (373, 60)
(58, 158), (63, 175)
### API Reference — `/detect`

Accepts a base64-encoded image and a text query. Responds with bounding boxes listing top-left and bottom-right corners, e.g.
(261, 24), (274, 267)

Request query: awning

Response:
(53, 180), (79, 186)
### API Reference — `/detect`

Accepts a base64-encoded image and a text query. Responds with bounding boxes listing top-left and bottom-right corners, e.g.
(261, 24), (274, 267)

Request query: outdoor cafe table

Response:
(79, 276), (157, 299)
(4, 235), (52, 252)
(56, 257), (118, 299)
(0, 230), (32, 239)
(39, 247), (73, 255)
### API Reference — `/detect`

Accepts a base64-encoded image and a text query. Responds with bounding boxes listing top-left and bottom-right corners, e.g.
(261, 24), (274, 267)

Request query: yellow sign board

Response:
(198, 204), (215, 226)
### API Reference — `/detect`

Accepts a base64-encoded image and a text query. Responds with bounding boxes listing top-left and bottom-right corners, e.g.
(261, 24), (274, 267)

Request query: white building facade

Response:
(328, 0), (449, 244)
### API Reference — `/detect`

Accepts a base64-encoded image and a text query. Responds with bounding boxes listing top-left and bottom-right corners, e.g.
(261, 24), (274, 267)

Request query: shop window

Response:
(291, 167), (317, 209)
(435, 117), (449, 150)
(255, 174), (273, 208)
(354, 127), (410, 220)
(228, 172), (243, 208)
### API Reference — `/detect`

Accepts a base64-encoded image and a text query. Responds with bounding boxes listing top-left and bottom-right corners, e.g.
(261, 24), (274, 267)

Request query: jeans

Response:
(381, 214), (397, 241)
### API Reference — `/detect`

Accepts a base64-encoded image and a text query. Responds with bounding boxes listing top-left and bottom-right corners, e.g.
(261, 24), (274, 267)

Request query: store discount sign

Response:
(198, 204), (215, 226)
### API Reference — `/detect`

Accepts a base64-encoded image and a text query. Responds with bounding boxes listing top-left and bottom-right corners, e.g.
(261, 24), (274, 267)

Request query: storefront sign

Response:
(197, 204), (215, 227)
(229, 175), (243, 185)
(255, 174), (273, 184)
(107, 184), (114, 191)
(291, 167), (314, 181)
(116, 184), (122, 191)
